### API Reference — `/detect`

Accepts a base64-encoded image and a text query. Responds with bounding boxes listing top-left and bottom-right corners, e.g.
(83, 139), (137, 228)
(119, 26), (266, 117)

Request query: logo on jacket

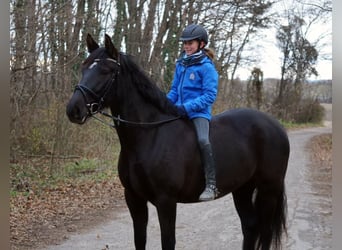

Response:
(189, 73), (195, 80)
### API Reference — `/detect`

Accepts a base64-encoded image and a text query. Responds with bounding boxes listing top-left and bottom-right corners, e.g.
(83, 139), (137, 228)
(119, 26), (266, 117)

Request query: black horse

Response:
(66, 34), (289, 250)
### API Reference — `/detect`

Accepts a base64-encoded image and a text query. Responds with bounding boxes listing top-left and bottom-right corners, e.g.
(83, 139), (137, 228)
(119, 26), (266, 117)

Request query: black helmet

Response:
(180, 24), (208, 44)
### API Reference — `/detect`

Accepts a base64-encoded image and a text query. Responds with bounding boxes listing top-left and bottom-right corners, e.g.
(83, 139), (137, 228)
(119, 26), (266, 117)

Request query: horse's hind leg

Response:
(125, 188), (148, 250)
(232, 181), (259, 250)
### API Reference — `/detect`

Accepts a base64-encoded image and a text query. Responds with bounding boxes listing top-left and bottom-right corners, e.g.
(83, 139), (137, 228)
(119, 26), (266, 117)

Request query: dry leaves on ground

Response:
(10, 176), (124, 250)
(308, 133), (332, 199)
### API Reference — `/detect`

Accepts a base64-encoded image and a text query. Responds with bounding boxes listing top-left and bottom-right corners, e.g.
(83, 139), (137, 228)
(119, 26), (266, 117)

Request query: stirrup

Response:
(199, 184), (218, 201)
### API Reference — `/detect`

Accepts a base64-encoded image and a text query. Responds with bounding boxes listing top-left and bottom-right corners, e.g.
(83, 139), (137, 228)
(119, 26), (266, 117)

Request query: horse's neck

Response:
(113, 106), (160, 152)
(110, 75), (178, 148)
(111, 94), (177, 151)
(117, 94), (161, 122)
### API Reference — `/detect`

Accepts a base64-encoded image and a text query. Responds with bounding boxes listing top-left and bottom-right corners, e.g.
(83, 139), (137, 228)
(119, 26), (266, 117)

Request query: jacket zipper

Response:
(179, 67), (187, 104)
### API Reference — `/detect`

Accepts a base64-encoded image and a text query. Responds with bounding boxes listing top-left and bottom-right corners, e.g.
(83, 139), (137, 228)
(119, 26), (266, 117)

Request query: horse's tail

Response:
(255, 181), (287, 250)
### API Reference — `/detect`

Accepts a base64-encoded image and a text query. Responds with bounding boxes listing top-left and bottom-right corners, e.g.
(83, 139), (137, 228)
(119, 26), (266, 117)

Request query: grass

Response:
(10, 157), (119, 198)
(280, 120), (324, 130)
(62, 158), (118, 179)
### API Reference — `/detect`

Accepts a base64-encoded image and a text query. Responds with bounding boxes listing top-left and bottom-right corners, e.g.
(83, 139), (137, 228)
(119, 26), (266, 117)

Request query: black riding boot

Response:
(199, 143), (218, 201)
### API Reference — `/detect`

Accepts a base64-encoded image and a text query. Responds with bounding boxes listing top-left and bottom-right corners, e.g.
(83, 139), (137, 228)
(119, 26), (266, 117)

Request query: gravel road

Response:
(46, 112), (332, 250)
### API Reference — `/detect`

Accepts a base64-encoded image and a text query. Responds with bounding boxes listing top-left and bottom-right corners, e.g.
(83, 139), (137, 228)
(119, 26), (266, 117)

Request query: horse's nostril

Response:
(66, 101), (87, 124)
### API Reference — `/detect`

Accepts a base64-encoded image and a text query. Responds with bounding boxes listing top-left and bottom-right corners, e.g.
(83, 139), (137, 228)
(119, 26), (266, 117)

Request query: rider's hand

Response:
(176, 105), (187, 118)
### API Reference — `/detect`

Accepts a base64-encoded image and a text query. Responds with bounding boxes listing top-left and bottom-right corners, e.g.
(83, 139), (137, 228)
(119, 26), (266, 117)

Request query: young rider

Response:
(167, 24), (219, 201)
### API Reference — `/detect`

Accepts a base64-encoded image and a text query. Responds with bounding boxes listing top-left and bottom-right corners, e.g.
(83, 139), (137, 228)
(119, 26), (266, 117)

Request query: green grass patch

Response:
(280, 120), (324, 130)
(10, 157), (118, 198)
(60, 158), (118, 181)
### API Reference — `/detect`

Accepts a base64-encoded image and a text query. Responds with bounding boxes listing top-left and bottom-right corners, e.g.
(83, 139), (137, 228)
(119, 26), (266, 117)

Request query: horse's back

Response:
(212, 108), (289, 149)
(210, 108), (289, 193)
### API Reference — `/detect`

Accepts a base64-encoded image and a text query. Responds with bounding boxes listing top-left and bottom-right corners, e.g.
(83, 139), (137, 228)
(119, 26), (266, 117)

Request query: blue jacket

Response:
(167, 52), (218, 120)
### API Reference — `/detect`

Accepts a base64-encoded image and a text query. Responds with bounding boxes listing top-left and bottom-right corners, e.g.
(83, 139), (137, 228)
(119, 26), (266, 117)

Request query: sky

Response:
(236, 30), (332, 80)
(235, 1), (332, 81)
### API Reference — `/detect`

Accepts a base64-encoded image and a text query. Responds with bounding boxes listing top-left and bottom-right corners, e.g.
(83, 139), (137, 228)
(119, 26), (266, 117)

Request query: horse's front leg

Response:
(155, 197), (177, 250)
(125, 188), (148, 250)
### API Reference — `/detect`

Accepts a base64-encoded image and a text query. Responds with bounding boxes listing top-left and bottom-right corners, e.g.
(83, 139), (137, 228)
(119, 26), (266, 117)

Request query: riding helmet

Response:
(179, 24), (208, 44)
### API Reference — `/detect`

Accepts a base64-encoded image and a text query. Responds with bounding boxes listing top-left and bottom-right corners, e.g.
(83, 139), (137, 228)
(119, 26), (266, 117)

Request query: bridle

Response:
(74, 57), (120, 117)
(74, 56), (180, 128)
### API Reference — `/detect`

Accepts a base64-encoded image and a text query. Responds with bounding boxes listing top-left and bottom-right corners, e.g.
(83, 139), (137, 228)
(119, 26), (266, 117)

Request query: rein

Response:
(75, 56), (181, 129)
(93, 110), (181, 128)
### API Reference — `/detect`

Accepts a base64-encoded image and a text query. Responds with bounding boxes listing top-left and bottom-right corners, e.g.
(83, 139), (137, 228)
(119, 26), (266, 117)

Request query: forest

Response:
(10, 0), (331, 170)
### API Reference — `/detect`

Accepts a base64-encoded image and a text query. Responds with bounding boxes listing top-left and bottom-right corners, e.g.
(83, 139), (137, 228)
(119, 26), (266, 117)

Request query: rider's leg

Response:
(192, 118), (217, 201)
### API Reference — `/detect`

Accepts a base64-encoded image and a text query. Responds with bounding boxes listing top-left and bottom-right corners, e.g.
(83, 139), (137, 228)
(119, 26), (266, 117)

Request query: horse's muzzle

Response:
(66, 99), (89, 125)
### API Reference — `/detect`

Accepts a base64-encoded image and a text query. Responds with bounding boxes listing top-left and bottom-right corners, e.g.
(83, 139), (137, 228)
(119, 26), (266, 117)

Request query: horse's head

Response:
(66, 34), (120, 124)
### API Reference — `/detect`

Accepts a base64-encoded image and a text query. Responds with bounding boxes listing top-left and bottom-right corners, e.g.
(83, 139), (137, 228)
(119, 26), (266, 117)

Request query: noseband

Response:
(74, 58), (120, 116)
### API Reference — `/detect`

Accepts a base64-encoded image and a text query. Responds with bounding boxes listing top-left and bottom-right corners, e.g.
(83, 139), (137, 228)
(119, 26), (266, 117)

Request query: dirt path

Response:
(285, 127), (332, 250)
(44, 122), (331, 250)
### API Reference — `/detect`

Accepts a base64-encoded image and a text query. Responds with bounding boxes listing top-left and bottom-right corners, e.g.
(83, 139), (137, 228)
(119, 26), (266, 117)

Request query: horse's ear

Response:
(86, 33), (99, 53)
(105, 34), (119, 60)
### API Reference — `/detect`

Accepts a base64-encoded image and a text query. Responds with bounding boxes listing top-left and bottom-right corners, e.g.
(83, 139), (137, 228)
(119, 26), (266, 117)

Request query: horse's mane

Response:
(118, 53), (179, 116)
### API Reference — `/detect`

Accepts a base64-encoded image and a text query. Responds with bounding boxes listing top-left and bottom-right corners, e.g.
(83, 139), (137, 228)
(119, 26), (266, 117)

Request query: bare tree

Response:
(247, 67), (264, 109)
(275, 3), (326, 104)
(10, 0), (103, 164)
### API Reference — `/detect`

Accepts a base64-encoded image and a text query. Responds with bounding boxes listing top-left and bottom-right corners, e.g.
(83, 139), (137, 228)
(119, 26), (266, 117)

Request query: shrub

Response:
(293, 99), (325, 123)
